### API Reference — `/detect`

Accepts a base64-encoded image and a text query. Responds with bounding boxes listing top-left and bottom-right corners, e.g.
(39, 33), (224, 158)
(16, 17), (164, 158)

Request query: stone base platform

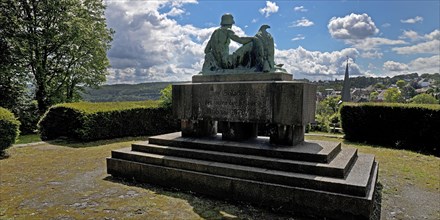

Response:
(107, 132), (378, 219)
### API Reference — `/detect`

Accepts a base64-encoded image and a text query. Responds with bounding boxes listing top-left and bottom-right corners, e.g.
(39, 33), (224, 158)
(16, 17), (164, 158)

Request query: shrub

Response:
(38, 100), (179, 141)
(14, 100), (40, 134)
(410, 93), (438, 104)
(383, 88), (403, 103)
(0, 107), (20, 152)
(312, 96), (341, 133)
(159, 84), (172, 109)
(340, 103), (440, 155)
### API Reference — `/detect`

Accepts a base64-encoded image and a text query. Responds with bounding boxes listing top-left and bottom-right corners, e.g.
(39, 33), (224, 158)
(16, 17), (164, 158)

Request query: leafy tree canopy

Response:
(159, 84), (172, 109)
(1, 0), (113, 114)
(396, 80), (407, 89)
(369, 91), (379, 102)
(410, 93), (439, 104)
(384, 88), (403, 103)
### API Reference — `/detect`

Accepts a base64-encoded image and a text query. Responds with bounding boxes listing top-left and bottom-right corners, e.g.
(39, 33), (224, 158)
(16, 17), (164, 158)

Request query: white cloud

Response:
(381, 55), (439, 76)
(399, 30), (422, 41)
(291, 34), (305, 41)
(328, 13), (379, 39)
(392, 39), (440, 54)
(103, 1), (438, 84)
(251, 18), (258, 23)
(290, 17), (314, 27)
(409, 55), (440, 73)
(400, 16), (423, 24)
(259, 1), (279, 18)
(383, 61), (409, 72)
(381, 23), (391, 28)
(105, 0), (204, 83)
(349, 37), (407, 50)
(166, 7), (185, 17)
(393, 29), (440, 55)
(275, 47), (361, 80)
(294, 6), (307, 12)
(368, 63), (378, 70)
(360, 50), (383, 59)
(425, 29), (440, 40)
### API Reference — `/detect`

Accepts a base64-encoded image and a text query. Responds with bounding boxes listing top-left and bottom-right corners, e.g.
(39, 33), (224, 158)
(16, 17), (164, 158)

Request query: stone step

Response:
(132, 142), (358, 178)
(111, 147), (375, 197)
(107, 156), (378, 220)
(146, 132), (341, 163)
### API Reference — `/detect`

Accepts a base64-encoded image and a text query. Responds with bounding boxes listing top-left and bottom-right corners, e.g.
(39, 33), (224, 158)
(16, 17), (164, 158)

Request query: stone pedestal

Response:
(107, 72), (379, 219)
(181, 119), (217, 137)
(221, 122), (258, 141)
(173, 74), (316, 146)
(270, 124), (304, 146)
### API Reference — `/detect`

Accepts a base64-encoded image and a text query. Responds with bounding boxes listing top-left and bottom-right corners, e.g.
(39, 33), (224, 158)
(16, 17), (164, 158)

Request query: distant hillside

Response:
(81, 82), (180, 102)
(81, 73), (439, 102)
(315, 73), (440, 93)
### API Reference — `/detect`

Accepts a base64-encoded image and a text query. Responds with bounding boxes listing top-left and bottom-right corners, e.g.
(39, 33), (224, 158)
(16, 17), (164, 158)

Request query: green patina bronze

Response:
(202, 13), (286, 74)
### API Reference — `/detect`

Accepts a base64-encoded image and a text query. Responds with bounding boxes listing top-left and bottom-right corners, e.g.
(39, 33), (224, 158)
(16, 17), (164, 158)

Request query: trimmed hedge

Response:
(0, 107), (20, 151)
(340, 103), (440, 155)
(38, 100), (179, 141)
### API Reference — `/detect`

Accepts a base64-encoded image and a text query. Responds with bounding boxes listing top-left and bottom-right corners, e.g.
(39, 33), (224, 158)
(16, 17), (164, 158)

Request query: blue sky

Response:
(104, 0), (440, 84)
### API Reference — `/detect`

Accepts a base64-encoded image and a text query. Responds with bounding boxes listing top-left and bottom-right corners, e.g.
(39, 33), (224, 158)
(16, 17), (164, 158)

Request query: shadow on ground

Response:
(102, 176), (314, 219)
(46, 136), (149, 148)
(103, 175), (383, 220)
(0, 151), (10, 160)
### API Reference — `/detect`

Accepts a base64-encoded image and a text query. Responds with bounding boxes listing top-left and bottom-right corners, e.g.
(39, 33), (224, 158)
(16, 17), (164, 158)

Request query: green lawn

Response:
(307, 135), (439, 191)
(15, 134), (41, 145)
(1, 135), (439, 219)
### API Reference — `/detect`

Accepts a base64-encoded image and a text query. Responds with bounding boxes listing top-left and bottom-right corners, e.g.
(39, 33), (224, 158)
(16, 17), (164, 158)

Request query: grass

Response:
(307, 135), (440, 219)
(0, 134), (439, 219)
(307, 135), (439, 192)
(0, 136), (299, 220)
(15, 134), (42, 145)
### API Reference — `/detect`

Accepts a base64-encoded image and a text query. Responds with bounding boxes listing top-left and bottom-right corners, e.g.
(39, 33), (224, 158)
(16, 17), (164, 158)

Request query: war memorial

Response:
(107, 14), (379, 219)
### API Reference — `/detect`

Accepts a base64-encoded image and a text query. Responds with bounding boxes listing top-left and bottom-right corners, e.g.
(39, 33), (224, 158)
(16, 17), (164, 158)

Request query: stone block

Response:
(172, 81), (316, 126)
(270, 124), (304, 146)
(132, 141), (358, 178)
(220, 122), (258, 141)
(181, 119), (217, 137)
(147, 132), (341, 163)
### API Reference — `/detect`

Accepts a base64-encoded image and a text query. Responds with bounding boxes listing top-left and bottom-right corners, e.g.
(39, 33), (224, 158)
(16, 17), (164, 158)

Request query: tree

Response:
(159, 84), (172, 109)
(410, 93), (439, 104)
(317, 96), (341, 115)
(396, 80), (407, 89)
(0, 12), (27, 110)
(369, 91), (379, 102)
(374, 83), (386, 89)
(1, 0), (113, 114)
(401, 85), (416, 100)
(314, 96), (342, 132)
(383, 88), (403, 103)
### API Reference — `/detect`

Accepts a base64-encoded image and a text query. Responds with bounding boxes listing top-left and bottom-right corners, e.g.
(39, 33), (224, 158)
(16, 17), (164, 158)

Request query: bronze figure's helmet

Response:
(220, 13), (235, 26)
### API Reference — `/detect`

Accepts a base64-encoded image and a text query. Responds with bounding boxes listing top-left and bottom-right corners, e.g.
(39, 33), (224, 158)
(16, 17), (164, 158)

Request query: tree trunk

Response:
(35, 64), (50, 115)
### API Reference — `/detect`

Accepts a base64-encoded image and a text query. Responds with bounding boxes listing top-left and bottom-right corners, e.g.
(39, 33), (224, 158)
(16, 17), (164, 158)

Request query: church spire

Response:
(341, 57), (351, 102)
